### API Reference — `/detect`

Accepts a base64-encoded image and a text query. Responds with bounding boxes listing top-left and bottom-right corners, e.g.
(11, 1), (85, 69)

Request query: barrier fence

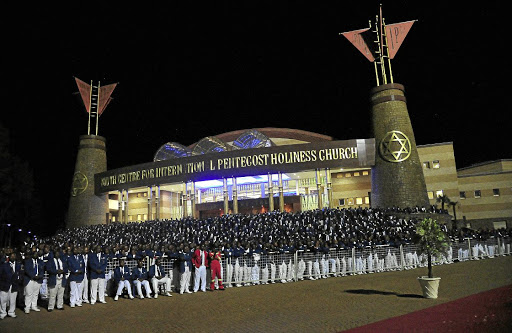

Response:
(38, 237), (511, 299)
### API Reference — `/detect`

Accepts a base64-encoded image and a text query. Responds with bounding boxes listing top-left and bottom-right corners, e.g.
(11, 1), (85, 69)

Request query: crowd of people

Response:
(1, 206), (511, 320)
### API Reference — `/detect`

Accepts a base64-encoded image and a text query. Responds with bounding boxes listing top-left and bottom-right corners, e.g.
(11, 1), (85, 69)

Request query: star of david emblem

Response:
(71, 172), (88, 196)
(379, 130), (411, 163)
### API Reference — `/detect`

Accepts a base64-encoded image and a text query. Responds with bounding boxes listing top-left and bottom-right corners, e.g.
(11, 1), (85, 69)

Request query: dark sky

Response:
(2, 2), (509, 232)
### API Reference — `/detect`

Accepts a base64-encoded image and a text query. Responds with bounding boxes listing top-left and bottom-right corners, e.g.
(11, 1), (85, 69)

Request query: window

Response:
(356, 197), (363, 205)
(493, 189), (500, 196)
(362, 170), (369, 176)
(423, 161), (431, 169)
(493, 221), (507, 229)
(474, 190), (481, 198)
(364, 196), (370, 204)
(435, 190), (444, 198)
(432, 160), (440, 169)
(354, 172), (360, 177)
(460, 191), (466, 199)
(427, 191), (434, 200)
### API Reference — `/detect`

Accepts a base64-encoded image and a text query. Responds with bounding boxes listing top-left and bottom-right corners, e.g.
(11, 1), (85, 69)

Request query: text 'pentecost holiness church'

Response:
(66, 9), (511, 232)
(67, 126), (512, 232)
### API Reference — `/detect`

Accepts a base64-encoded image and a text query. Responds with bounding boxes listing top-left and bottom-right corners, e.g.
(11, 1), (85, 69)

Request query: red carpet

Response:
(345, 284), (512, 332)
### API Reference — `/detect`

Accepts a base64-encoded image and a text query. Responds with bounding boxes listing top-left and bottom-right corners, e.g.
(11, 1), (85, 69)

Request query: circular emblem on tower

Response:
(71, 172), (88, 196)
(379, 130), (411, 163)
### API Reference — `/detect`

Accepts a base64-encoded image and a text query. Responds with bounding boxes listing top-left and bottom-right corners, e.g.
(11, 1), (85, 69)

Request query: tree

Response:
(435, 194), (451, 212)
(414, 218), (450, 278)
(0, 123), (41, 244)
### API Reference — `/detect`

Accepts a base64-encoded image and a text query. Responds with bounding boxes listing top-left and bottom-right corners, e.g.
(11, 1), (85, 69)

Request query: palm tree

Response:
(435, 194), (451, 212)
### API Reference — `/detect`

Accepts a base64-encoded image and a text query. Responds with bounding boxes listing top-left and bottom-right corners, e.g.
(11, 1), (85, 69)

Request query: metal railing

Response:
(37, 237), (511, 299)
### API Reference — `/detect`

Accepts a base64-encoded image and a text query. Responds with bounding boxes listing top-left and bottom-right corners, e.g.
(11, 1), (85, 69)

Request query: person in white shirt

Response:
(132, 260), (152, 299)
(149, 258), (172, 298)
(192, 245), (208, 292)
(47, 250), (67, 311)
(89, 246), (108, 304)
(0, 253), (22, 319)
(81, 246), (90, 304)
(113, 259), (134, 301)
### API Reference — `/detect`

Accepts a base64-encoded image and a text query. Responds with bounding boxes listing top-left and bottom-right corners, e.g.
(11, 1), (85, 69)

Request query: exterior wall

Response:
(331, 170), (371, 208)
(417, 143), (460, 207)
(457, 171), (512, 229)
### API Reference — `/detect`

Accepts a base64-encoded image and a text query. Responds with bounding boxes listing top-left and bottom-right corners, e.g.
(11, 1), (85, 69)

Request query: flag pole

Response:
(383, 17), (394, 84)
(87, 80), (93, 135)
(370, 20), (380, 86)
(96, 81), (101, 136)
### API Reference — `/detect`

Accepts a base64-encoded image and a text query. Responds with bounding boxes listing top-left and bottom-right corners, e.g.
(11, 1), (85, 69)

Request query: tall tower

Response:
(67, 78), (117, 229)
(340, 6), (429, 209)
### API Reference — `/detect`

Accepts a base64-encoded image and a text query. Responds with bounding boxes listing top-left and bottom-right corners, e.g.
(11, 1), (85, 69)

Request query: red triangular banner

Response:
(97, 83), (117, 116)
(340, 27), (376, 62)
(74, 77), (91, 113)
(385, 20), (416, 59)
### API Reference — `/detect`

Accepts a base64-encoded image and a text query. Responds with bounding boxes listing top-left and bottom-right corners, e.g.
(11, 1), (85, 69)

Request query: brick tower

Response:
(340, 6), (429, 209)
(67, 78), (117, 228)
(370, 83), (429, 208)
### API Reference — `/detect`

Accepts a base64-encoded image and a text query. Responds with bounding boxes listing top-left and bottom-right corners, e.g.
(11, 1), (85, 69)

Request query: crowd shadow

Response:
(345, 289), (423, 299)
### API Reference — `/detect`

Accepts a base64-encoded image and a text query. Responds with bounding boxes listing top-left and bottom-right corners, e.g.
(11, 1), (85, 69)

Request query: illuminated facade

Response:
(100, 128), (511, 230)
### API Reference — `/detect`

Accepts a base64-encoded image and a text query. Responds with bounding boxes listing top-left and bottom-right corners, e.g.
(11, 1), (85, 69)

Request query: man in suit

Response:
(67, 247), (85, 308)
(46, 249), (67, 312)
(148, 258), (172, 298)
(88, 245), (108, 304)
(132, 260), (152, 299)
(192, 244), (208, 292)
(81, 246), (90, 304)
(0, 253), (22, 319)
(178, 245), (193, 294)
(23, 251), (44, 313)
(113, 259), (134, 301)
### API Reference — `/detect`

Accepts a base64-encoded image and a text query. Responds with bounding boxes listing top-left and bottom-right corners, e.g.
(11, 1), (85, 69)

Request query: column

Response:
(223, 178), (229, 215)
(190, 182), (196, 219)
(268, 173), (274, 212)
(278, 172), (284, 212)
(118, 190), (123, 223)
(155, 185), (160, 220)
(315, 169), (323, 209)
(182, 183), (187, 218)
(124, 190), (129, 223)
(232, 177), (238, 214)
(325, 168), (332, 208)
(147, 186), (153, 221)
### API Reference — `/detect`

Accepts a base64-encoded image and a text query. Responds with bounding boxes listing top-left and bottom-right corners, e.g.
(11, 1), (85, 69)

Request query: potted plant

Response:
(414, 217), (450, 298)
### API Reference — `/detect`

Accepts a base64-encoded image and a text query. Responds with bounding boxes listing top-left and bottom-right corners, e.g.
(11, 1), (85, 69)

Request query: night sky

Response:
(2, 2), (509, 234)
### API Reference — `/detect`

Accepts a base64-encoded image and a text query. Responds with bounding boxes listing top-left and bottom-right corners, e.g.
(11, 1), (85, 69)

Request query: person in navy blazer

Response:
(148, 258), (172, 298)
(0, 253), (23, 319)
(88, 246), (108, 304)
(132, 260), (151, 299)
(23, 251), (44, 313)
(67, 247), (85, 308)
(178, 245), (193, 294)
(113, 259), (134, 300)
(46, 250), (67, 311)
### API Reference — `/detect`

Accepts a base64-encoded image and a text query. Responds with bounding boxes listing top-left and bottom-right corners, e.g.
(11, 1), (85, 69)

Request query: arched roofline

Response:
(188, 127), (333, 149)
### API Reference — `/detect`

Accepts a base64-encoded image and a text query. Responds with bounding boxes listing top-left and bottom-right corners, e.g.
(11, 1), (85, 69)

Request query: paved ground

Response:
(1, 256), (511, 333)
